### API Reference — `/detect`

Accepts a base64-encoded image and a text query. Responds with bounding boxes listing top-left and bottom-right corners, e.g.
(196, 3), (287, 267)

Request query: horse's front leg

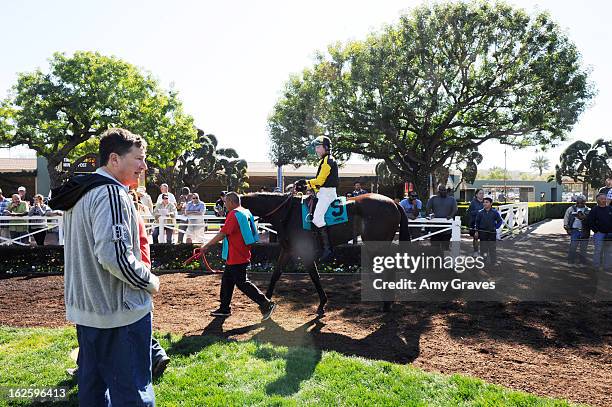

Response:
(307, 261), (328, 316)
(266, 248), (289, 299)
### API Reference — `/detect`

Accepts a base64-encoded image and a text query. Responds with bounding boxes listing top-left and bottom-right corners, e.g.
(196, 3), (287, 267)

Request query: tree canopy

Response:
(151, 130), (249, 193)
(0, 51), (197, 187)
(551, 139), (612, 197)
(268, 1), (594, 198)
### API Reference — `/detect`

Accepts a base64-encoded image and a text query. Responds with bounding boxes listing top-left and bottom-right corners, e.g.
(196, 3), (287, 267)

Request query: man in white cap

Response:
(17, 186), (28, 204)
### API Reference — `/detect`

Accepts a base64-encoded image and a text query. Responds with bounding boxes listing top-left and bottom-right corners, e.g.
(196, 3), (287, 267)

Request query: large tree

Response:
(551, 139), (612, 198)
(0, 51), (197, 187)
(268, 1), (594, 198)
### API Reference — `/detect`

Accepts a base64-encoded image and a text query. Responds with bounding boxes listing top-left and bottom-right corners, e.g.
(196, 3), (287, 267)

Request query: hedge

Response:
(456, 202), (597, 227)
(0, 243), (362, 276)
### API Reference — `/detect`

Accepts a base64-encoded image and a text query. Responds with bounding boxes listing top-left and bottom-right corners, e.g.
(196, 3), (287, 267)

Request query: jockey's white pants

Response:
(313, 187), (337, 228)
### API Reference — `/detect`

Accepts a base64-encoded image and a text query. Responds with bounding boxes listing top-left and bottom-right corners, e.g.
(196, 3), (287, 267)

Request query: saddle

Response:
(301, 195), (348, 230)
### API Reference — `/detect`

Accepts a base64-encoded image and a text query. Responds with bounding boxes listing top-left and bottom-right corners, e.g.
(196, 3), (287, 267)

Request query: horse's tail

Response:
(395, 203), (411, 241)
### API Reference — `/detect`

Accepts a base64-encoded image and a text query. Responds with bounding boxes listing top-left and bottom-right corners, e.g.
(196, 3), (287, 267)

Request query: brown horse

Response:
(240, 192), (410, 315)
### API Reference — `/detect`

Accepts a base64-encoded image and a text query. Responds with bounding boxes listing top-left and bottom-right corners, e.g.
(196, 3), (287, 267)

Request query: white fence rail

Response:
(496, 203), (529, 239)
(407, 216), (462, 242)
(0, 216), (64, 246)
(0, 215), (277, 246)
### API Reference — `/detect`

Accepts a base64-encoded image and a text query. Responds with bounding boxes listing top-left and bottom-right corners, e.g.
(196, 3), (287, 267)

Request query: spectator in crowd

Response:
(598, 176), (612, 206)
(51, 127), (159, 405)
(176, 187), (193, 244)
(17, 186), (29, 204)
(215, 192), (227, 217)
(130, 189), (151, 217)
(28, 194), (51, 246)
(351, 181), (368, 197)
(400, 191), (422, 220)
(474, 197), (503, 264)
(137, 186), (154, 213)
(156, 183), (176, 205)
(426, 184), (458, 250)
(563, 195), (591, 264)
(7, 193), (29, 245)
(186, 193), (206, 243)
(152, 193), (177, 244)
(0, 188), (10, 242)
(468, 189), (485, 254)
(201, 192), (276, 320)
(587, 193), (612, 270)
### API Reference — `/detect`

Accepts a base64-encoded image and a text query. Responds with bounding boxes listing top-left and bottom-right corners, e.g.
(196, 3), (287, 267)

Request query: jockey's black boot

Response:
(318, 226), (333, 263)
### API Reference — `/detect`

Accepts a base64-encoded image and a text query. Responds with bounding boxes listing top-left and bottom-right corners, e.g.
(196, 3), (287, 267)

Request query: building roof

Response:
(0, 158), (37, 173)
(246, 161), (377, 177)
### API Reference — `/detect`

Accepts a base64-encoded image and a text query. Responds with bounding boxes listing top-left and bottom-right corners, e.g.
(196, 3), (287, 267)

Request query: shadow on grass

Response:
(166, 310), (429, 397)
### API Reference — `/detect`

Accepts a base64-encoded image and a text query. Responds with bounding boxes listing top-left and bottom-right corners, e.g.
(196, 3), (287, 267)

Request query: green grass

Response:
(0, 327), (578, 406)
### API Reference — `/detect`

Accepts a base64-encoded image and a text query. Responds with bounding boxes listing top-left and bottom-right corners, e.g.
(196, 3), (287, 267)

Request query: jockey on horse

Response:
(298, 136), (339, 262)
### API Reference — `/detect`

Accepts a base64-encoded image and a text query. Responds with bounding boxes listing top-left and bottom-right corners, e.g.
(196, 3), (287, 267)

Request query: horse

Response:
(240, 191), (410, 315)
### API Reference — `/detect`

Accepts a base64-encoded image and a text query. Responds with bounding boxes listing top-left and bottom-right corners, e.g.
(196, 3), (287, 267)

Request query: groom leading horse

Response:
(241, 137), (411, 316)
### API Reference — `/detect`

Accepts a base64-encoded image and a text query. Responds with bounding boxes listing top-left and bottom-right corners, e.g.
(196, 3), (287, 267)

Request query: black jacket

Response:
(49, 174), (122, 211)
(307, 154), (339, 191)
(587, 205), (612, 234)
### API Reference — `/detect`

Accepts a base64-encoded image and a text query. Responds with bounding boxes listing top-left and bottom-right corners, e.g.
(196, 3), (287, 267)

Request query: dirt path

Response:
(1, 273), (610, 406)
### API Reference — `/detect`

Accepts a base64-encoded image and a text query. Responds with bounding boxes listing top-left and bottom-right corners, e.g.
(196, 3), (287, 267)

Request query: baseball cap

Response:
(17, 186), (26, 191)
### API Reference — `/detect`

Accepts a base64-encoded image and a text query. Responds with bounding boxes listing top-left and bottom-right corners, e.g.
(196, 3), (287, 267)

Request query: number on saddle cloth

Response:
(301, 196), (348, 230)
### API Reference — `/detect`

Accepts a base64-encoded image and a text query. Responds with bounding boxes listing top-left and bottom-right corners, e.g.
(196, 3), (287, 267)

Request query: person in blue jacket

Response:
(475, 197), (503, 264)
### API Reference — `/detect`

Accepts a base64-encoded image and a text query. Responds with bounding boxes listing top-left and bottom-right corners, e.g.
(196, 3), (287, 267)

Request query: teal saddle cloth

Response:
(301, 196), (349, 230)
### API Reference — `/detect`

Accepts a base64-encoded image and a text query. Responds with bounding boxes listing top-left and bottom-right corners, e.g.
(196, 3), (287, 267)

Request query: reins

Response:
(261, 193), (293, 219)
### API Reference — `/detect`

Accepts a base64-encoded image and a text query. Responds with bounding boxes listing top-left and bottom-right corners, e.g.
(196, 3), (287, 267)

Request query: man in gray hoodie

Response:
(51, 128), (159, 406)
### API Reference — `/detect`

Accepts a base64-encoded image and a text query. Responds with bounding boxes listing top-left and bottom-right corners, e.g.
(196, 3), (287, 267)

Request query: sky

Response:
(1, 0), (610, 173)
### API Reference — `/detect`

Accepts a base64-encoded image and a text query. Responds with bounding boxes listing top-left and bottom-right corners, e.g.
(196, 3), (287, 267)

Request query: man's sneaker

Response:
(260, 302), (277, 321)
(210, 308), (231, 317)
(152, 355), (170, 379)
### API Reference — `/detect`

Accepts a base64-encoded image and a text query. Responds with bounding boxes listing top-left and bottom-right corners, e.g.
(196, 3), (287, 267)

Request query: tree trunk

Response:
(412, 170), (430, 203)
(47, 158), (65, 190)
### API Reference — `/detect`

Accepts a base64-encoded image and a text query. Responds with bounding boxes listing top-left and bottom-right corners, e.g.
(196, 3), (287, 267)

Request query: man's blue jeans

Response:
(592, 232), (612, 269)
(76, 313), (155, 406)
(568, 229), (588, 262)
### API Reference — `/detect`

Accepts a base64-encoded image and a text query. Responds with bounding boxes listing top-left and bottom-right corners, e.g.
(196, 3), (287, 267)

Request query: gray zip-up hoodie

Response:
(60, 168), (159, 328)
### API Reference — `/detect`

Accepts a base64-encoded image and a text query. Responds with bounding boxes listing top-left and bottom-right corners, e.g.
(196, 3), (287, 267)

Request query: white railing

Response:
(407, 216), (462, 242)
(496, 203), (529, 239)
(0, 216), (64, 246)
(142, 214), (226, 243)
(0, 214), (282, 246)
